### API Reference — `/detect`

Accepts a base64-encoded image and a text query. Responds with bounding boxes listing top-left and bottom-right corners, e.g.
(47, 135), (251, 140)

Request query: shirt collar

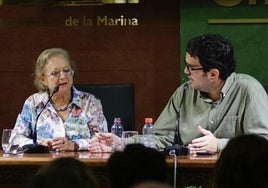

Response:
(35, 86), (82, 110)
(35, 92), (50, 109)
(221, 72), (236, 98)
(199, 73), (236, 104)
(71, 86), (83, 108)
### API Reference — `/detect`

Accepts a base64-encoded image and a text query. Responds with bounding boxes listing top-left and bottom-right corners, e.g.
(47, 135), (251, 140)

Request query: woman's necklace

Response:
(53, 99), (72, 112)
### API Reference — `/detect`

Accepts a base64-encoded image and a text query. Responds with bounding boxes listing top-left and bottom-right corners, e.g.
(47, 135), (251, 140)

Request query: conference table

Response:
(0, 150), (218, 188)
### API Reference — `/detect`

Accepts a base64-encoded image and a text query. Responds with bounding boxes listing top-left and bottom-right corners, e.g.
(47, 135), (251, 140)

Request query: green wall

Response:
(180, 1), (268, 85)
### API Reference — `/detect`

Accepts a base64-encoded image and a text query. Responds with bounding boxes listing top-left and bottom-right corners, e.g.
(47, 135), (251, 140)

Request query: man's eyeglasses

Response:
(45, 69), (74, 78)
(184, 61), (203, 74)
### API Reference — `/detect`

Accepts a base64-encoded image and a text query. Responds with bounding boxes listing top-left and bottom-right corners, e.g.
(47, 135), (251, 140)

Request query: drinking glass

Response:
(121, 131), (138, 149)
(1, 129), (13, 153)
(122, 131), (138, 139)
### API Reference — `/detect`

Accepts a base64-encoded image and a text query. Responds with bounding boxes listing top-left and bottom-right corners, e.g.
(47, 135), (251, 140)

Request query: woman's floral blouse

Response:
(12, 87), (108, 150)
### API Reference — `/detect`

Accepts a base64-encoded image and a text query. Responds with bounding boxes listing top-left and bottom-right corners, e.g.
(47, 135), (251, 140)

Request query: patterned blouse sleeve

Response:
(11, 97), (36, 147)
(87, 94), (108, 133)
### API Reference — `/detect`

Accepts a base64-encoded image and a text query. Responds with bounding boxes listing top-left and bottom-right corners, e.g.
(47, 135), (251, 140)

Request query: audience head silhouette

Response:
(130, 181), (172, 188)
(107, 143), (168, 188)
(213, 134), (268, 188)
(27, 157), (100, 188)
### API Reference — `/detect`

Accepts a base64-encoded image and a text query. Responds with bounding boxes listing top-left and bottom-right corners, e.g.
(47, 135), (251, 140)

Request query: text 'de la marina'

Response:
(65, 15), (139, 27)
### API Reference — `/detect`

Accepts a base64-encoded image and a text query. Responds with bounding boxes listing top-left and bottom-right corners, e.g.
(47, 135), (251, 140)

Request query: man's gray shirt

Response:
(127, 73), (268, 151)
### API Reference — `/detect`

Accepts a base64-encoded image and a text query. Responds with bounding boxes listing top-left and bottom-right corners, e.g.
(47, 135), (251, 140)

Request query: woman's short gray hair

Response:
(33, 48), (77, 92)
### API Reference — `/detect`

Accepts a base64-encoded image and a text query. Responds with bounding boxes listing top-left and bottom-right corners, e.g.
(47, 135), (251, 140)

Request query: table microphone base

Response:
(164, 145), (189, 156)
(22, 143), (49, 153)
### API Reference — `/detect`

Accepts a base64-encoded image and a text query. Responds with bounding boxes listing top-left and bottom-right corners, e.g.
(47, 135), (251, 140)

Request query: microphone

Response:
(164, 83), (189, 156)
(23, 86), (59, 153)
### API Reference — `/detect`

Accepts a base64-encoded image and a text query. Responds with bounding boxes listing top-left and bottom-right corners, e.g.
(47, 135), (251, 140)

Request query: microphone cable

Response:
(169, 149), (177, 188)
(33, 86), (59, 143)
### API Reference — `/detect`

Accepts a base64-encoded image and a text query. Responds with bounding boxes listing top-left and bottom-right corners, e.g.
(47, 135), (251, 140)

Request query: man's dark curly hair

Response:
(186, 33), (236, 80)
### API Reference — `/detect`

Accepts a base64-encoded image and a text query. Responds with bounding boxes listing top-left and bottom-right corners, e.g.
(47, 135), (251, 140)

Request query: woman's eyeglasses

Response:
(45, 69), (74, 78)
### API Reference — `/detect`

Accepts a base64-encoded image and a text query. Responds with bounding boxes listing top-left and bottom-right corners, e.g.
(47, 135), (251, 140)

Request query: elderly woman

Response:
(11, 48), (107, 152)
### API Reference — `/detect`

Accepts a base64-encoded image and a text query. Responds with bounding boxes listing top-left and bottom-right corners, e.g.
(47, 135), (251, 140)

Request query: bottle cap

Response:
(145, 118), (153, 123)
(113, 117), (121, 123)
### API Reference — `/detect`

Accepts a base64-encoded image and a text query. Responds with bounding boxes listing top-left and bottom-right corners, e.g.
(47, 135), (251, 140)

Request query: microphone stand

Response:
(23, 86), (59, 153)
(169, 150), (177, 188)
(164, 83), (189, 156)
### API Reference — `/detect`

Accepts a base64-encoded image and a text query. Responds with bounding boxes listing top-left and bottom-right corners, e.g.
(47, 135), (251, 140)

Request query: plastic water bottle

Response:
(111, 117), (124, 137)
(142, 117), (156, 149)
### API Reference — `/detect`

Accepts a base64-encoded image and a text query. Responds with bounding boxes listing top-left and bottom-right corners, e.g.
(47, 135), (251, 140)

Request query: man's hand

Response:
(88, 136), (103, 153)
(188, 126), (218, 155)
(88, 133), (124, 153)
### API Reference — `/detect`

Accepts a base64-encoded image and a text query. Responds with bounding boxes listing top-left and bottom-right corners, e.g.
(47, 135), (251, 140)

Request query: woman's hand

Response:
(48, 137), (77, 152)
